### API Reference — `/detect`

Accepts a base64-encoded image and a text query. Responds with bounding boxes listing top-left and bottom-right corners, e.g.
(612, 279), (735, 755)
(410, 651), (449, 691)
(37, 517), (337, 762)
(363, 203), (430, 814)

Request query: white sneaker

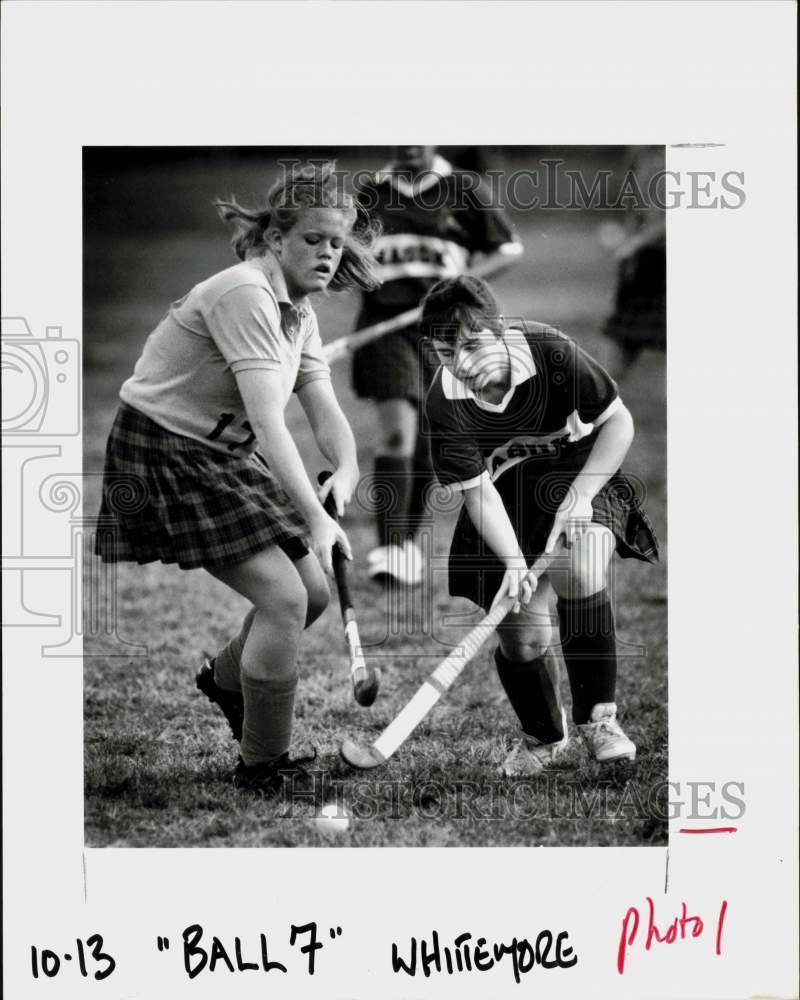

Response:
(578, 703), (636, 762)
(501, 707), (569, 777)
(367, 540), (422, 586)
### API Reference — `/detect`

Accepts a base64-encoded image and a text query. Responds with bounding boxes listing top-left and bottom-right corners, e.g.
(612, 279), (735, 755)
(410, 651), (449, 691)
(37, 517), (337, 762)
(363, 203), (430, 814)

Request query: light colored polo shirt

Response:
(120, 255), (330, 455)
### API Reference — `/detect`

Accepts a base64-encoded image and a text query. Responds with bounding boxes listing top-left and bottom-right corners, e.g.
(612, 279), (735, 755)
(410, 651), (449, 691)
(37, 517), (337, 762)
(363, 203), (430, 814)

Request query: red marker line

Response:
(716, 899), (728, 955)
(678, 827), (738, 834)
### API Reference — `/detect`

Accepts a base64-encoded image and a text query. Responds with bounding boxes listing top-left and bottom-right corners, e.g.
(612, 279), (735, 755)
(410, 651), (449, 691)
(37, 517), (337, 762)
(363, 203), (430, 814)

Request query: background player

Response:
(352, 145), (523, 585)
(601, 146), (666, 380)
(95, 162), (379, 796)
(421, 276), (658, 776)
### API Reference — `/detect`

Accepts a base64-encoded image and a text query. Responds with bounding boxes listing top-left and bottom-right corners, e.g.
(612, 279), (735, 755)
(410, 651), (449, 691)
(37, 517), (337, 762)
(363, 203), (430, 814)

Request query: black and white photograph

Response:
(83, 145), (667, 848)
(2, 3), (797, 998)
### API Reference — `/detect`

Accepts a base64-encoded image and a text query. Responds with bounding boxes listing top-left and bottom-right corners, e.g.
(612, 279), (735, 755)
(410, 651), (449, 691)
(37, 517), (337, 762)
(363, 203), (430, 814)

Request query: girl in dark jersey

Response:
(421, 276), (658, 776)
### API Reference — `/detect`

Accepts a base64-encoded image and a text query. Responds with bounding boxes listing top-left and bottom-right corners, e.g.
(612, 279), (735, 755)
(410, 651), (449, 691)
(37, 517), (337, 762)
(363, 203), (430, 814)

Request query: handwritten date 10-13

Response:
(31, 935), (116, 981)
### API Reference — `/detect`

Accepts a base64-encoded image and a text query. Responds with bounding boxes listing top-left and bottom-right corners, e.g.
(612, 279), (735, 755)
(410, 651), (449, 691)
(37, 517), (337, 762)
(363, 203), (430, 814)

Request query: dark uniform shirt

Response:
(424, 323), (620, 496)
(356, 155), (517, 327)
(424, 324), (657, 607)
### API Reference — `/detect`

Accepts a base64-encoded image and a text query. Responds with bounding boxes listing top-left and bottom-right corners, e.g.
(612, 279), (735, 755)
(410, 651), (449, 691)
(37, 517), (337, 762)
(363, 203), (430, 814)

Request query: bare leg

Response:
(212, 549), (330, 691)
(207, 546), (308, 764)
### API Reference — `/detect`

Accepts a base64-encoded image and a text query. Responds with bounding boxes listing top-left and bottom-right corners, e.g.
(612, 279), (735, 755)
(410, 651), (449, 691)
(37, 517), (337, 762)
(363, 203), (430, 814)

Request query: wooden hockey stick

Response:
(321, 249), (521, 365)
(339, 548), (557, 768)
(319, 471), (380, 707)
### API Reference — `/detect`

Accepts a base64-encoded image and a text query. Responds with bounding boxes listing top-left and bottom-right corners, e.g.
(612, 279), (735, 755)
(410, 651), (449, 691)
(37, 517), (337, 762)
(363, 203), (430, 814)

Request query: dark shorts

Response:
(603, 247), (666, 350)
(95, 403), (309, 570)
(352, 324), (427, 403)
(448, 468), (659, 610)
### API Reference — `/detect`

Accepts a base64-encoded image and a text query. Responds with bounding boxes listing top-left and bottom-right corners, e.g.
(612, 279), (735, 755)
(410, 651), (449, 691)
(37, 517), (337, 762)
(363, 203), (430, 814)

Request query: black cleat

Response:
(196, 657), (244, 741)
(232, 749), (318, 797)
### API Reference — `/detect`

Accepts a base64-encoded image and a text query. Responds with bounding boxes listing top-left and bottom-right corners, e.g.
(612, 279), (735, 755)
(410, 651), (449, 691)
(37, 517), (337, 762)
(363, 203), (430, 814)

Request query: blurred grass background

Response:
(83, 146), (667, 847)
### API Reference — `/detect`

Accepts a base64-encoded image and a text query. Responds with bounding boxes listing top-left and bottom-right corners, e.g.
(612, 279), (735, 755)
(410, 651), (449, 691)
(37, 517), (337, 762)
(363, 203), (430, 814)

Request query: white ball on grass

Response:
(315, 803), (350, 835)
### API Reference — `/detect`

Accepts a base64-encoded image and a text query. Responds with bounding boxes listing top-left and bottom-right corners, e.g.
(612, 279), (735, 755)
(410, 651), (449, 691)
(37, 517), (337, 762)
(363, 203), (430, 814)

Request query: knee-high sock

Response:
(213, 607), (256, 692)
(494, 648), (564, 742)
(557, 590), (617, 725)
(240, 672), (297, 766)
(407, 436), (434, 528)
(373, 454), (413, 545)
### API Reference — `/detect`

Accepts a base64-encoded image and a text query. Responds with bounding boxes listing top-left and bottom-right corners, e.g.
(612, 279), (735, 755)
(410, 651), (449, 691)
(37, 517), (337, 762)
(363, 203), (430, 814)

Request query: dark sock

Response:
(407, 440), (434, 528)
(557, 590), (617, 725)
(494, 648), (564, 742)
(240, 673), (297, 766)
(213, 607), (256, 692)
(373, 455), (413, 546)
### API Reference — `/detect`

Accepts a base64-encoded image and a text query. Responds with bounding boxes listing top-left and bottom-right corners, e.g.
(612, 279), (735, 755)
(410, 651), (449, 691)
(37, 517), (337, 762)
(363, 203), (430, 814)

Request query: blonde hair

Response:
(214, 161), (381, 292)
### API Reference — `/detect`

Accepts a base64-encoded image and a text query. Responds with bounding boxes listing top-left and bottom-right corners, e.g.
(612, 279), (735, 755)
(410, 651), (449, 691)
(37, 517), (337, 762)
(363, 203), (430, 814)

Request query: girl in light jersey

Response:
(96, 162), (379, 795)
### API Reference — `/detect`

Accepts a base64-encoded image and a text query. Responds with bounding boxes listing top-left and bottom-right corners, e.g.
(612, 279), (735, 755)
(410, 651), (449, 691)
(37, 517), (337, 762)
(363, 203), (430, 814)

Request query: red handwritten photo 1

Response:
(617, 898), (728, 974)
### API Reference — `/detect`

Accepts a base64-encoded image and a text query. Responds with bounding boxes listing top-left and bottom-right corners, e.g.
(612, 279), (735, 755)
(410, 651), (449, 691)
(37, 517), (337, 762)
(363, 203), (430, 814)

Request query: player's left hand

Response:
(317, 464), (359, 518)
(544, 493), (594, 552)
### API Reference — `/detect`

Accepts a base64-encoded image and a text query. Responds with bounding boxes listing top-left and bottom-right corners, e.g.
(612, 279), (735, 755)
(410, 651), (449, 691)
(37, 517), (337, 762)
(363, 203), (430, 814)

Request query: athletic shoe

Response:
(501, 706), (569, 777)
(367, 540), (423, 586)
(196, 657), (244, 741)
(577, 703), (636, 762)
(233, 749), (318, 797)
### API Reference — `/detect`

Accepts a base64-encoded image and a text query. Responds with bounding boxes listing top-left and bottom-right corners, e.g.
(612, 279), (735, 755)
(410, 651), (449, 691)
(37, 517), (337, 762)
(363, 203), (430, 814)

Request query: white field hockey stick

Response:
(339, 548), (557, 769)
(319, 471), (381, 707)
(322, 250), (520, 365)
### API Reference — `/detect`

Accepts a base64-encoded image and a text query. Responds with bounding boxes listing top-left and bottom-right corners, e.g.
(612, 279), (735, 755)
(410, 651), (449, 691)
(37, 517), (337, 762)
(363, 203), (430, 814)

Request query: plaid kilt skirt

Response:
(603, 247), (666, 349)
(95, 403), (309, 570)
(448, 466), (659, 611)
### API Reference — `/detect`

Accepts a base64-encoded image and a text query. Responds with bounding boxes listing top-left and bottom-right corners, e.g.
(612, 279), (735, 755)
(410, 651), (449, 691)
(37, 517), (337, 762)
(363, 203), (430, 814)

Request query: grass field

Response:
(83, 150), (667, 848)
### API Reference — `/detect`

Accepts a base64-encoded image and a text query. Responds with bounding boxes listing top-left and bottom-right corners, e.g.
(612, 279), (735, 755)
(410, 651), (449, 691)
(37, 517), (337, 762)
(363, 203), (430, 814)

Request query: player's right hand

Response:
(309, 512), (352, 576)
(491, 560), (535, 616)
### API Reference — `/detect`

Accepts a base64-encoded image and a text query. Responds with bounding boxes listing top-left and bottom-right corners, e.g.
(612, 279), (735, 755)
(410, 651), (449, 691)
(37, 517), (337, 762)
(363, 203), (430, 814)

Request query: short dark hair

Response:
(419, 276), (503, 344)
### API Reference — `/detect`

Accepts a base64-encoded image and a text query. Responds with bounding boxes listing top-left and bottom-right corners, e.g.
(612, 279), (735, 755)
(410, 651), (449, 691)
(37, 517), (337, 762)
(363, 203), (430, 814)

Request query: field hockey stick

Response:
(322, 251), (519, 365)
(318, 471), (381, 707)
(340, 548), (558, 769)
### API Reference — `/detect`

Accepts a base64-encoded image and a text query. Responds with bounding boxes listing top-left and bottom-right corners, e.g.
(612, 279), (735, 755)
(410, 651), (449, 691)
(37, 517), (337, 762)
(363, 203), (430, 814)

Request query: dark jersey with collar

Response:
(423, 323), (619, 492)
(356, 158), (516, 325)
